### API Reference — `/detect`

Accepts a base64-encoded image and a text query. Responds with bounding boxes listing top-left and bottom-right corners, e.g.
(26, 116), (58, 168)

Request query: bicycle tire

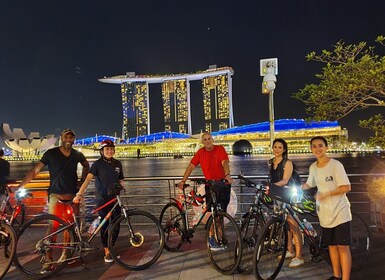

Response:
(206, 211), (242, 275)
(254, 217), (288, 280)
(108, 210), (165, 270)
(14, 214), (77, 279)
(237, 211), (265, 274)
(159, 202), (184, 251)
(351, 212), (372, 271)
(0, 222), (17, 279)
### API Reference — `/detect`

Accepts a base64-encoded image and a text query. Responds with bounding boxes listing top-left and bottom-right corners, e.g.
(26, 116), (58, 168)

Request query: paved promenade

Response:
(4, 228), (385, 280)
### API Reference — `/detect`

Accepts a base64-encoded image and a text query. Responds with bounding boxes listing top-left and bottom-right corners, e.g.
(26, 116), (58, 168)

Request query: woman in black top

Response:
(270, 138), (304, 268)
(74, 139), (125, 263)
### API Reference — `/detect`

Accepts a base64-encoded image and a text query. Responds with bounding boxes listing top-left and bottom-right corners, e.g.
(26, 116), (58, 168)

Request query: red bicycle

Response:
(0, 186), (33, 232)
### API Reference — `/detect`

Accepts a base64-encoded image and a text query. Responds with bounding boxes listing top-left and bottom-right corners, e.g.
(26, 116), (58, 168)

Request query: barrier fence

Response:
(6, 174), (384, 231)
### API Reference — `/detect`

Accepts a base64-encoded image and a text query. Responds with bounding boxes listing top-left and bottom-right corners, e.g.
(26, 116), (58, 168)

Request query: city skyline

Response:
(101, 67), (234, 138)
(1, 1), (384, 141)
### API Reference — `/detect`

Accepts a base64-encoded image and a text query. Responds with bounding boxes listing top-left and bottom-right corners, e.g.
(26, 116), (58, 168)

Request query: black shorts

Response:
(205, 181), (231, 212)
(321, 221), (351, 246)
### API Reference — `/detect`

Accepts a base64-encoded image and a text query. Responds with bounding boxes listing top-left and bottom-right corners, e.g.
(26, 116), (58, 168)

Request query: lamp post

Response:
(260, 58), (278, 149)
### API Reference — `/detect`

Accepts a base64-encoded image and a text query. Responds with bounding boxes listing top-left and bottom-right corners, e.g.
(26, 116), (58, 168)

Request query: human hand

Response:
(177, 181), (186, 190)
(73, 193), (83, 204)
(225, 174), (233, 184)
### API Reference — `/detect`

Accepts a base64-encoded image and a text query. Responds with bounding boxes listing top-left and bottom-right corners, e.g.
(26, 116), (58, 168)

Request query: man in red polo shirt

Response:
(178, 131), (233, 249)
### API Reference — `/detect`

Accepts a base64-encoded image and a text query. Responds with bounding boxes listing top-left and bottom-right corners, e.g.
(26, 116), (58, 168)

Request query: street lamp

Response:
(260, 58), (278, 149)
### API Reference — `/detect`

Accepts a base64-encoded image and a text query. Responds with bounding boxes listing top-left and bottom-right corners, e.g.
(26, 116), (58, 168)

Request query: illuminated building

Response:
(203, 75), (233, 132)
(121, 82), (149, 139)
(162, 79), (189, 134)
(99, 67), (234, 139)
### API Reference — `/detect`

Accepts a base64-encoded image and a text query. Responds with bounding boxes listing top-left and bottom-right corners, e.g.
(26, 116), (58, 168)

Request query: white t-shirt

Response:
(306, 158), (352, 228)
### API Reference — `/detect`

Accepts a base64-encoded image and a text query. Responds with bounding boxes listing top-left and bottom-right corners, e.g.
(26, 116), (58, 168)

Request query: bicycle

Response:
(254, 185), (372, 280)
(0, 220), (17, 279)
(236, 175), (273, 274)
(159, 179), (242, 275)
(0, 186), (33, 232)
(13, 184), (165, 279)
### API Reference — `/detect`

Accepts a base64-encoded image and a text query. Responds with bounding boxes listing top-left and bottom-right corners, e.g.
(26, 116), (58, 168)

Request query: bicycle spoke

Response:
(14, 214), (76, 279)
(0, 223), (17, 279)
(159, 202), (183, 251)
(350, 213), (372, 271)
(109, 211), (164, 270)
(255, 218), (287, 280)
(238, 213), (264, 274)
(207, 211), (242, 275)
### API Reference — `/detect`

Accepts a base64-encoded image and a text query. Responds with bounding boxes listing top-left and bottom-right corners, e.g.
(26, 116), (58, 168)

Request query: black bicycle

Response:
(14, 185), (165, 279)
(254, 186), (372, 280)
(159, 179), (242, 275)
(236, 175), (273, 274)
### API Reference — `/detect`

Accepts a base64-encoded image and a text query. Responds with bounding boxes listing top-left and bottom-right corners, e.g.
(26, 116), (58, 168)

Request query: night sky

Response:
(1, 0), (384, 141)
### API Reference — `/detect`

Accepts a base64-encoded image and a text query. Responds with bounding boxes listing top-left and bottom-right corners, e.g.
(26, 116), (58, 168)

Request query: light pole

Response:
(260, 58), (278, 149)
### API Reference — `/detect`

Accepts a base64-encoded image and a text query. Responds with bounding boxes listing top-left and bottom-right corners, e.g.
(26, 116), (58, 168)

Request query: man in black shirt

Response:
(19, 129), (89, 273)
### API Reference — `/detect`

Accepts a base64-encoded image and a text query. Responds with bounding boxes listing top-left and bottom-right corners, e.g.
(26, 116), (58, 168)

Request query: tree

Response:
(359, 114), (385, 147)
(294, 36), (385, 146)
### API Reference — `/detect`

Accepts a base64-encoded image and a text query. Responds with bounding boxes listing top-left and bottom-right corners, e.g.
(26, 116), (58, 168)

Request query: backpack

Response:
(286, 159), (302, 187)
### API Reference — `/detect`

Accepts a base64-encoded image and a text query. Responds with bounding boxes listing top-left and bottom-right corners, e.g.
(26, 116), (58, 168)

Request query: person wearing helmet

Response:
(74, 139), (125, 263)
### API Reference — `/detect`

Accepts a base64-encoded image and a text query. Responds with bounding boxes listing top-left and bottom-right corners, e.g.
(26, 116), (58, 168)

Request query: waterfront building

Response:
(72, 119), (349, 157)
(99, 66), (234, 139)
(121, 81), (149, 139)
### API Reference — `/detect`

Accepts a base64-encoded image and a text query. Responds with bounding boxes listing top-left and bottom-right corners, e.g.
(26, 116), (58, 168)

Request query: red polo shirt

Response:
(190, 145), (229, 180)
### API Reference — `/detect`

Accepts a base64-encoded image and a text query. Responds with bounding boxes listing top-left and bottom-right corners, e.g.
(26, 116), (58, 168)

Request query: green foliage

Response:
(359, 114), (385, 147)
(294, 37), (385, 121)
(294, 36), (385, 146)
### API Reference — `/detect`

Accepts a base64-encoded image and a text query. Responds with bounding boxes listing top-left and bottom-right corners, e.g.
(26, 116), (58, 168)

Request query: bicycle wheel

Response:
(0, 222), (17, 279)
(14, 214), (77, 279)
(159, 202), (184, 251)
(351, 212), (372, 271)
(254, 217), (288, 280)
(206, 211), (242, 275)
(237, 212), (265, 274)
(109, 210), (165, 270)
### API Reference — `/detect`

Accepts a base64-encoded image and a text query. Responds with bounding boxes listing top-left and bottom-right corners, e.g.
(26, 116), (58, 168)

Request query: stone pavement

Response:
(3, 228), (385, 280)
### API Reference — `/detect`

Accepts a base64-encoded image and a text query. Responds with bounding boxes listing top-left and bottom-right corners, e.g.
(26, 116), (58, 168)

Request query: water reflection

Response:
(8, 153), (384, 180)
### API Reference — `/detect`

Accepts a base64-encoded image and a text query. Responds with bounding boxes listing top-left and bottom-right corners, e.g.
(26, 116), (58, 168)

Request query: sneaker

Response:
(288, 257), (304, 268)
(208, 236), (226, 251)
(278, 251), (295, 260)
(104, 253), (113, 263)
(40, 258), (53, 274)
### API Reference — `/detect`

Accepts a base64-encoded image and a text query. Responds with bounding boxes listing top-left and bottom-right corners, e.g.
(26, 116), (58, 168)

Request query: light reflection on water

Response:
(9, 153), (385, 180)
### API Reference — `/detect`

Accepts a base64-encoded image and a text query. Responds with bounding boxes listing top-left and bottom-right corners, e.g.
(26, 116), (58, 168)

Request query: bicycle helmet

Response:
(99, 139), (115, 150)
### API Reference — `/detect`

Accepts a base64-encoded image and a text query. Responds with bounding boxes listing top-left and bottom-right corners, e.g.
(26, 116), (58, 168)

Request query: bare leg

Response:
(287, 216), (302, 259)
(338, 245), (351, 280)
(329, 245), (342, 278)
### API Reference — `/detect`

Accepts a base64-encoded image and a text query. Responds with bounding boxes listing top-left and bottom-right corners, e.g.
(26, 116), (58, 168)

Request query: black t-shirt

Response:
(40, 147), (87, 195)
(0, 158), (10, 194)
(90, 157), (124, 201)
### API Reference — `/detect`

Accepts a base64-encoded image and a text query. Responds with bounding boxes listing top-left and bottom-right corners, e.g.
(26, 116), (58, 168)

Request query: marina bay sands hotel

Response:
(99, 66), (234, 139)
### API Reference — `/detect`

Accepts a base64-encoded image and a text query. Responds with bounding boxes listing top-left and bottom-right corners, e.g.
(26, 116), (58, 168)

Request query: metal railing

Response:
(9, 174), (383, 230)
